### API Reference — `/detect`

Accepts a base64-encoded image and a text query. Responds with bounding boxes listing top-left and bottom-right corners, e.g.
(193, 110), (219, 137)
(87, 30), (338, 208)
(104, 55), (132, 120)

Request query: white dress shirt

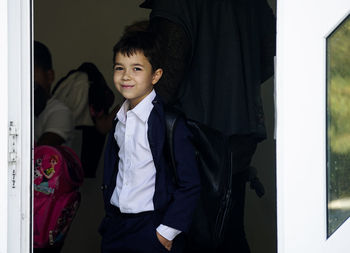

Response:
(110, 90), (181, 241)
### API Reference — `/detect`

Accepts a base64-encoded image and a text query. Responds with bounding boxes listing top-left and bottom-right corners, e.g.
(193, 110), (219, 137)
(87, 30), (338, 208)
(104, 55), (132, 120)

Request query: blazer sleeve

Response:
(161, 118), (201, 233)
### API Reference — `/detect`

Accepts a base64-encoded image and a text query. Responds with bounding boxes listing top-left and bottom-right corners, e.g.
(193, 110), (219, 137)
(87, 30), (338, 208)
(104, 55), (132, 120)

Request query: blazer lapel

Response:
(147, 95), (165, 169)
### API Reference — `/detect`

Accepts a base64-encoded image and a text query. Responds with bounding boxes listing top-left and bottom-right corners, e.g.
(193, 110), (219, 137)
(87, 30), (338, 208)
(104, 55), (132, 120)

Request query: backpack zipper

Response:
(214, 150), (233, 244)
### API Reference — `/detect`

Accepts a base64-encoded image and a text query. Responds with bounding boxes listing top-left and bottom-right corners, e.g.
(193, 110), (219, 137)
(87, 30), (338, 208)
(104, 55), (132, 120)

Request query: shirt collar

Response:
(115, 90), (156, 124)
(115, 100), (128, 124)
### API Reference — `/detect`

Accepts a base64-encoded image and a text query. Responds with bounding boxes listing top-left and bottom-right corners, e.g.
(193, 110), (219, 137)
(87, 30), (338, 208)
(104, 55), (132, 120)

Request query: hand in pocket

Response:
(156, 231), (172, 251)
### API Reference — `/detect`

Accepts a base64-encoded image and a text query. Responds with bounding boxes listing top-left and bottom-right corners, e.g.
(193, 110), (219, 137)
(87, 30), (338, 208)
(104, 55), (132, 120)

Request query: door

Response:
(276, 0), (350, 252)
(0, 0), (32, 252)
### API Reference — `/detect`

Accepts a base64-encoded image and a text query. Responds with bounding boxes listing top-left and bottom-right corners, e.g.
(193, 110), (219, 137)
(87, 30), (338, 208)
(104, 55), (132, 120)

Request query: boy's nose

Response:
(122, 70), (131, 80)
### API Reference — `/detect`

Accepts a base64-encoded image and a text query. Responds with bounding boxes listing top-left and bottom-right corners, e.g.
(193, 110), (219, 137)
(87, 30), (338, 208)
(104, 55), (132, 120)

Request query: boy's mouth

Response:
(121, 84), (134, 88)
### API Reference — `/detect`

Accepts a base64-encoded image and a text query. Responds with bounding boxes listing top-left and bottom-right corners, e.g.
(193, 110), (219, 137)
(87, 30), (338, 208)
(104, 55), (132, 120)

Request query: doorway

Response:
(33, 0), (277, 252)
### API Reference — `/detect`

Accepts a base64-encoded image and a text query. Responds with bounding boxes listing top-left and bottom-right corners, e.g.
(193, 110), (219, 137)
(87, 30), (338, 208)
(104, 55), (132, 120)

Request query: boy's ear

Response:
(151, 68), (163, 85)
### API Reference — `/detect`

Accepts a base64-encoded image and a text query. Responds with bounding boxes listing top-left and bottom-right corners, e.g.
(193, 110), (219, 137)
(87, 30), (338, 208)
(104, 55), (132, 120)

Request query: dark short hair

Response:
(112, 31), (162, 71)
(34, 41), (53, 70)
(124, 20), (149, 34)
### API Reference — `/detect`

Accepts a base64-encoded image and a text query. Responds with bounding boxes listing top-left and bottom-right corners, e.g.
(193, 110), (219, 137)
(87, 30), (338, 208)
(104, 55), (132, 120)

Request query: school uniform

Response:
(100, 91), (200, 253)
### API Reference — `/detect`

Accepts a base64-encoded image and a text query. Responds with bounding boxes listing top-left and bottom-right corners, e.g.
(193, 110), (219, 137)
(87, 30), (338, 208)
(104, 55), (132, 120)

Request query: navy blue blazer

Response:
(102, 94), (200, 233)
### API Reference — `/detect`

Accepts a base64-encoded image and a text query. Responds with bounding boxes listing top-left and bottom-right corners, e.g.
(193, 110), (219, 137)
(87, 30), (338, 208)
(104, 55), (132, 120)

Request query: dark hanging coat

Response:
(141, 0), (276, 139)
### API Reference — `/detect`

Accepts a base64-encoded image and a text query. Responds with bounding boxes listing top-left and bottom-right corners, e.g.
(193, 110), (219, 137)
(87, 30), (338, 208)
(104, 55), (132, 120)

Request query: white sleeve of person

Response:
(41, 98), (74, 142)
(52, 71), (94, 127)
(156, 224), (181, 241)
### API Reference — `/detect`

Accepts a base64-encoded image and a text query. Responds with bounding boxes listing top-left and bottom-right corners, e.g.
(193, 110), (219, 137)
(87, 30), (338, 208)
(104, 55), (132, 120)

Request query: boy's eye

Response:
(114, 66), (123, 71)
(133, 67), (142, 71)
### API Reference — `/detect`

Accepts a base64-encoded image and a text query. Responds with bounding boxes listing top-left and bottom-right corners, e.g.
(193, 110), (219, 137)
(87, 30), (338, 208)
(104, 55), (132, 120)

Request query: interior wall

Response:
(34, 0), (277, 252)
(246, 0), (277, 251)
(34, 0), (150, 105)
(247, 78), (276, 253)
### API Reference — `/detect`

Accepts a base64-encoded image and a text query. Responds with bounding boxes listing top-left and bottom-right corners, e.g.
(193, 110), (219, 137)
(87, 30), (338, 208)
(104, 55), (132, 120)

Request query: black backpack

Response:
(164, 109), (264, 252)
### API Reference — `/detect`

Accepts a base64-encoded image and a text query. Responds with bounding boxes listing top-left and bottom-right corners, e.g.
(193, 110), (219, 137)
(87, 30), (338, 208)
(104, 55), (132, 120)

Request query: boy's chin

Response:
(118, 90), (134, 98)
(121, 94), (136, 100)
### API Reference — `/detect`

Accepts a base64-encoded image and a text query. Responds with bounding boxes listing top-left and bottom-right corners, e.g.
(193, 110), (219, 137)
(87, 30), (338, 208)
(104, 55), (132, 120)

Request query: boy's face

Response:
(113, 51), (162, 109)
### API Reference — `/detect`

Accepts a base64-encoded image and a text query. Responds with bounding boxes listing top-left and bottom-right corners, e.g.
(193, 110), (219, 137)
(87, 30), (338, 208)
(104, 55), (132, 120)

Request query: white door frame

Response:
(0, 0), (10, 251)
(0, 0), (32, 252)
(3, 0), (350, 252)
(276, 0), (350, 252)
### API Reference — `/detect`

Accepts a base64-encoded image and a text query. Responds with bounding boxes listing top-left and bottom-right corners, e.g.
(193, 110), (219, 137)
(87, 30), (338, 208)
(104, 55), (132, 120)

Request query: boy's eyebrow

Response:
(131, 63), (144, 67)
(113, 62), (145, 67)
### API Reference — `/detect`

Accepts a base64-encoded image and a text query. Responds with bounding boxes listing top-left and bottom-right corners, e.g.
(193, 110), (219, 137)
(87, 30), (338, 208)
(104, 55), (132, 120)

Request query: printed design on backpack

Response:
(34, 145), (84, 248)
(34, 154), (60, 195)
(49, 198), (80, 246)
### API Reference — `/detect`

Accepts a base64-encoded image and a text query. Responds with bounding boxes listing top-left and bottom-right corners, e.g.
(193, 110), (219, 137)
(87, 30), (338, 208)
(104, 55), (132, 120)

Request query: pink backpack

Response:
(33, 145), (84, 248)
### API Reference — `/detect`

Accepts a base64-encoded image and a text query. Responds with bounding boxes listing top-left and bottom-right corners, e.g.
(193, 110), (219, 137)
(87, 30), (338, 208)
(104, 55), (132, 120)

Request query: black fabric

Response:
(78, 125), (106, 178)
(34, 243), (63, 253)
(165, 109), (234, 252)
(139, 0), (154, 9)
(219, 171), (250, 253)
(100, 211), (185, 253)
(151, 17), (191, 104)
(34, 83), (48, 117)
(217, 135), (258, 253)
(78, 62), (115, 118)
(144, 0), (276, 138)
(165, 107), (260, 252)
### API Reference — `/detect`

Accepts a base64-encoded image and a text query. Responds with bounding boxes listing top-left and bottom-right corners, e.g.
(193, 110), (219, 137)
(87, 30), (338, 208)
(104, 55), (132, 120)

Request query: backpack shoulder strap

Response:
(164, 107), (181, 185)
(51, 69), (79, 95)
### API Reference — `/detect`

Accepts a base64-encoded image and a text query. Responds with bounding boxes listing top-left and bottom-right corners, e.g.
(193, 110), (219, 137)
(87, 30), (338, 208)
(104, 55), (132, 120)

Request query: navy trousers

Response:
(99, 209), (184, 253)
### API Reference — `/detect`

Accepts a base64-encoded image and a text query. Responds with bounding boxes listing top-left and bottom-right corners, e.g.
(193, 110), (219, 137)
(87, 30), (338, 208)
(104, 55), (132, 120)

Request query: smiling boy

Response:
(113, 46), (162, 109)
(99, 31), (200, 253)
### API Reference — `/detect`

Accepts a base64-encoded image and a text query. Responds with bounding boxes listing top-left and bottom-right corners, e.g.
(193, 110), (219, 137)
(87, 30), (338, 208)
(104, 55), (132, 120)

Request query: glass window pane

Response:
(327, 14), (350, 237)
